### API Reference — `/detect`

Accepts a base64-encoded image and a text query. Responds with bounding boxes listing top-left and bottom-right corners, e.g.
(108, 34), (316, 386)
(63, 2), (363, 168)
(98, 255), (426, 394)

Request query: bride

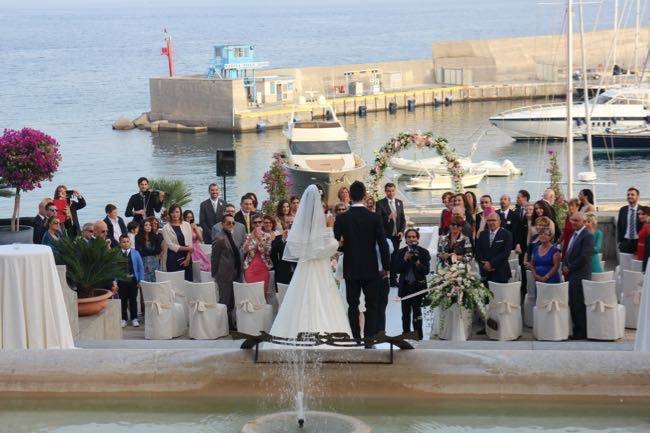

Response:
(635, 271), (650, 351)
(270, 185), (352, 339)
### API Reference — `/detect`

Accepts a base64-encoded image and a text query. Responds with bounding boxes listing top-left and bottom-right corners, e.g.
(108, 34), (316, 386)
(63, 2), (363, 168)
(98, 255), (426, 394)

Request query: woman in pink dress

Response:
(183, 210), (211, 272)
(243, 215), (274, 302)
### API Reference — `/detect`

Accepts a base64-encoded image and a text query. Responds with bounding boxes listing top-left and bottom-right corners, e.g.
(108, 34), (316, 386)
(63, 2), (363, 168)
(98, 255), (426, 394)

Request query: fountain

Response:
(241, 411), (372, 433)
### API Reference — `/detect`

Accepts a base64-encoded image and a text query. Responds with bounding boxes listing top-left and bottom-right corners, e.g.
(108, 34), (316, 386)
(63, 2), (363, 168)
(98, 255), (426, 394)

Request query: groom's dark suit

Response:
(334, 204), (389, 340)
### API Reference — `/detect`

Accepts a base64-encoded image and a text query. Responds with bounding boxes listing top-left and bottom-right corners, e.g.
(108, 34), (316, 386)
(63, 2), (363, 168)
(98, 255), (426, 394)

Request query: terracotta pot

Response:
(77, 289), (113, 317)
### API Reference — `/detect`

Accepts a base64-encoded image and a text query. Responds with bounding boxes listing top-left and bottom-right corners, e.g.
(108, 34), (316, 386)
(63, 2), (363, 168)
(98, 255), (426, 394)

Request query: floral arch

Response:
(368, 132), (464, 198)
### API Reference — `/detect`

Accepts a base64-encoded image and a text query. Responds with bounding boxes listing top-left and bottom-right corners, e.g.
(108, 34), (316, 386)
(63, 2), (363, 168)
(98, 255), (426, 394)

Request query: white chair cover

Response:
(630, 259), (644, 272)
(141, 281), (186, 339)
(184, 281), (229, 339)
(233, 281), (273, 335)
(523, 269), (536, 328)
(533, 281), (570, 341)
(508, 258), (521, 283)
(155, 270), (189, 323)
(438, 304), (473, 341)
(276, 283), (289, 306)
(487, 281), (522, 341)
(616, 253), (636, 298)
(621, 270), (644, 329)
(192, 261), (201, 283)
(591, 271), (615, 282)
(582, 279), (625, 340)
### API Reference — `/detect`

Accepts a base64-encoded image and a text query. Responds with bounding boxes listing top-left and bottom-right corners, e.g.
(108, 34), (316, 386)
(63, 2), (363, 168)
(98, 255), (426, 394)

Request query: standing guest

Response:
(151, 218), (166, 268)
(242, 215), (274, 302)
(451, 206), (474, 240)
(245, 192), (259, 211)
(542, 188), (558, 224)
(199, 183), (225, 245)
(125, 177), (165, 224)
(439, 191), (455, 235)
(617, 187), (641, 254)
(275, 199), (291, 230)
(525, 215), (552, 265)
(525, 227), (561, 283)
(135, 217), (163, 282)
(578, 189), (596, 213)
(476, 213), (513, 284)
(437, 216), (474, 267)
(464, 191), (478, 229)
(561, 198), (580, 257)
(290, 195), (300, 216)
(235, 195), (256, 234)
(365, 195), (376, 212)
(533, 200), (560, 242)
(52, 185), (86, 237)
(338, 186), (351, 207)
(333, 202), (348, 217)
(497, 194), (519, 240)
(162, 204), (193, 281)
(475, 195), (496, 235)
(515, 190), (530, 221)
(184, 210), (211, 272)
(213, 204), (246, 250)
(636, 206), (650, 271)
(33, 198), (53, 244)
(117, 235), (144, 328)
(375, 182), (406, 287)
(562, 212), (594, 340)
(41, 217), (62, 251)
(515, 201), (534, 298)
(212, 214), (243, 328)
(103, 204), (127, 248)
(584, 212), (603, 273)
(126, 221), (139, 247)
(270, 219), (295, 285)
(93, 220), (110, 245)
(394, 228), (431, 340)
(261, 214), (277, 235)
(81, 223), (95, 242)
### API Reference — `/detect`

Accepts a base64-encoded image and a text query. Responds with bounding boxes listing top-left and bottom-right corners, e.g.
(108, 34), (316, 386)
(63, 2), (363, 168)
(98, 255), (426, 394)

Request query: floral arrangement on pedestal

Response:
(0, 128), (61, 231)
(546, 149), (568, 230)
(368, 132), (462, 198)
(424, 262), (492, 319)
(261, 153), (293, 215)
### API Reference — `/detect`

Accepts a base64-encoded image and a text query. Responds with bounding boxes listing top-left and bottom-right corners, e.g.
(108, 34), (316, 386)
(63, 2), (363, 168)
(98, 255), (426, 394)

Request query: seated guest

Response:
(211, 214), (243, 329)
(561, 198), (580, 257)
(525, 227), (561, 283)
(117, 234), (144, 328)
(212, 204), (246, 250)
(127, 220), (139, 247)
(437, 216), (473, 267)
(183, 209), (210, 272)
(270, 219), (295, 285)
(584, 212), (603, 273)
(41, 217), (62, 251)
(162, 204), (193, 281)
(104, 204), (127, 248)
(476, 212), (513, 284)
(33, 198), (53, 244)
(81, 222), (95, 242)
(52, 185), (86, 238)
(135, 217), (163, 282)
(242, 215), (274, 302)
(636, 206), (650, 271)
(393, 228), (431, 340)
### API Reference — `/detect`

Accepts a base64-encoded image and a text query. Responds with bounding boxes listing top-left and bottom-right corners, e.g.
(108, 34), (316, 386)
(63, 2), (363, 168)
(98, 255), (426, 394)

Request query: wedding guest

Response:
(338, 186), (351, 207)
(437, 216), (473, 267)
(270, 220), (295, 285)
(475, 196), (496, 235)
(290, 196), (300, 216)
(525, 227), (561, 283)
(476, 212), (513, 284)
(33, 198), (53, 244)
(212, 214), (242, 329)
(464, 191), (478, 229)
(162, 204), (193, 281)
(235, 194), (256, 234)
(515, 201), (534, 298)
(125, 177), (165, 223)
(636, 206), (650, 271)
(365, 195), (376, 212)
(183, 210), (211, 272)
(376, 182), (405, 287)
(93, 220), (110, 244)
(41, 217), (62, 251)
(439, 191), (455, 235)
(561, 198), (580, 257)
(275, 199), (291, 230)
(52, 185), (86, 237)
(103, 204), (127, 248)
(514, 190), (530, 222)
(525, 215), (551, 265)
(533, 200), (559, 241)
(497, 194), (519, 240)
(617, 187), (641, 254)
(333, 202), (348, 216)
(376, 234), (395, 334)
(562, 212), (594, 340)
(117, 235), (144, 328)
(242, 215), (274, 302)
(135, 217), (163, 282)
(212, 204), (246, 250)
(451, 206), (474, 240)
(151, 218), (166, 268)
(262, 214), (277, 235)
(578, 188), (596, 213)
(199, 183), (225, 245)
(127, 220), (139, 247)
(245, 192), (259, 211)
(584, 212), (603, 273)
(394, 228), (431, 340)
(81, 222), (95, 242)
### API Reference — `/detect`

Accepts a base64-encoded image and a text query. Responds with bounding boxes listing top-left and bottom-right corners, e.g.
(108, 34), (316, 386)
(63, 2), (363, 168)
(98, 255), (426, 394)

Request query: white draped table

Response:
(0, 244), (75, 349)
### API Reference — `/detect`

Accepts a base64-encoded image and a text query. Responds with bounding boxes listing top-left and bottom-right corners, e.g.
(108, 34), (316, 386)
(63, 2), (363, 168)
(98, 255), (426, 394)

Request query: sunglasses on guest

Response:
(253, 220), (263, 225)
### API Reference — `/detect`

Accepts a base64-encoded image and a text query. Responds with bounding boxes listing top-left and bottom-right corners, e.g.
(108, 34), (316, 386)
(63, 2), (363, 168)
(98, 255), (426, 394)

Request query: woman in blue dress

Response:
(525, 227), (561, 284)
(584, 212), (603, 273)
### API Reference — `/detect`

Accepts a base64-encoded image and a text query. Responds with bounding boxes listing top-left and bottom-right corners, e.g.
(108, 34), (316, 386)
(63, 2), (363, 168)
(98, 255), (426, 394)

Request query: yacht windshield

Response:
(593, 94), (613, 104)
(289, 140), (351, 155)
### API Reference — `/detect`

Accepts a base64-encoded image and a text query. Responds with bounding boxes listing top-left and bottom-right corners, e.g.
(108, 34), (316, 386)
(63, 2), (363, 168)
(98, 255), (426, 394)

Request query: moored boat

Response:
(406, 171), (486, 190)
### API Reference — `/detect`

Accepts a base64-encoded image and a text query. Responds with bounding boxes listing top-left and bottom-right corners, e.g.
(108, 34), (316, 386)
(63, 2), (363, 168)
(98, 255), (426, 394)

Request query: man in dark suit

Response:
(497, 194), (519, 242)
(234, 194), (255, 234)
(617, 187), (641, 254)
(270, 223), (295, 285)
(514, 190), (530, 297)
(211, 214), (243, 329)
(562, 212), (595, 340)
(33, 198), (53, 244)
(334, 181), (389, 341)
(103, 204), (127, 249)
(199, 183), (225, 245)
(125, 177), (165, 224)
(476, 212), (513, 284)
(475, 194), (497, 233)
(212, 204), (246, 251)
(375, 182), (406, 286)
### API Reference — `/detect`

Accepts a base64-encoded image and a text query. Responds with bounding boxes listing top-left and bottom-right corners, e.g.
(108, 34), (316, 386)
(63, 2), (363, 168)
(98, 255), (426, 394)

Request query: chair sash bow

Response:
(190, 300), (217, 313)
(623, 290), (642, 306)
(492, 301), (520, 314)
(540, 299), (567, 312)
(587, 299), (617, 313)
(144, 300), (172, 315)
(238, 299), (264, 313)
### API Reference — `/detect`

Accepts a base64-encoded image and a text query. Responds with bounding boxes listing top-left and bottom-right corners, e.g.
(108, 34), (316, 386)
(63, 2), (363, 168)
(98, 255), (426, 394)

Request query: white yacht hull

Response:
(406, 172), (486, 190)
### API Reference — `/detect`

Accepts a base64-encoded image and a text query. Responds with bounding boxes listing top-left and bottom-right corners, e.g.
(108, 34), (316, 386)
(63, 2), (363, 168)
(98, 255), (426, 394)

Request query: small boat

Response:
(390, 156), (521, 177)
(406, 171), (486, 190)
(588, 126), (650, 149)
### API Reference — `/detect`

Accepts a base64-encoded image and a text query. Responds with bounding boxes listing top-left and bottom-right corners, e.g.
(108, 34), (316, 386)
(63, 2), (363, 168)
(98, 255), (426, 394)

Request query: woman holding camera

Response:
(394, 228), (431, 340)
(52, 185), (86, 238)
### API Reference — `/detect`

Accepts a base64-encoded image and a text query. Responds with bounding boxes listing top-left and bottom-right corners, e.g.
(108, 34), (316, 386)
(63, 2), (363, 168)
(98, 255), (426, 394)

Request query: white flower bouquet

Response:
(424, 262), (492, 319)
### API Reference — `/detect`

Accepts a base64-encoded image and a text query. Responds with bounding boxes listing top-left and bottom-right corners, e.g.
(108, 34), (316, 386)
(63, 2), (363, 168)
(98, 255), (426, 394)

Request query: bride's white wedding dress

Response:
(270, 185), (352, 339)
(634, 271), (650, 351)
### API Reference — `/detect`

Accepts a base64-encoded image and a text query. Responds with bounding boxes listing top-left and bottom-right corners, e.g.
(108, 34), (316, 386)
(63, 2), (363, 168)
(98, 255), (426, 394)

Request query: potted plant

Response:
(0, 128), (61, 244)
(424, 262), (493, 341)
(54, 236), (128, 316)
(148, 177), (191, 215)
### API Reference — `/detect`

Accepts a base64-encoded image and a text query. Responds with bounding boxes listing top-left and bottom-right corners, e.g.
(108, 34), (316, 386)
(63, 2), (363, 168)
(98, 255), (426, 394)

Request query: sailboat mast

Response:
(613, 0), (618, 68)
(634, 0), (641, 73)
(567, 0), (574, 199)
(578, 0), (595, 174)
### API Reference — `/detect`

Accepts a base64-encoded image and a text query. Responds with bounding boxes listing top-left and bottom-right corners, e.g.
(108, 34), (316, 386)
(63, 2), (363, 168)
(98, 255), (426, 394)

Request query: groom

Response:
(334, 181), (390, 342)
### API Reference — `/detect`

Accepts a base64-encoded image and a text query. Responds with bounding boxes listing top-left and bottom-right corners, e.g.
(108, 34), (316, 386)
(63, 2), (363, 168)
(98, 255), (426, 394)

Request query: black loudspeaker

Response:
(216, 150), (236, 177)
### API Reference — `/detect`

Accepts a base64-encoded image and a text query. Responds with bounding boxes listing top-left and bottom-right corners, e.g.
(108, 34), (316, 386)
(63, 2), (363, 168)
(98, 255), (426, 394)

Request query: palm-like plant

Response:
(149, 178), (192, 210)
(54, 236), (128, 298)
